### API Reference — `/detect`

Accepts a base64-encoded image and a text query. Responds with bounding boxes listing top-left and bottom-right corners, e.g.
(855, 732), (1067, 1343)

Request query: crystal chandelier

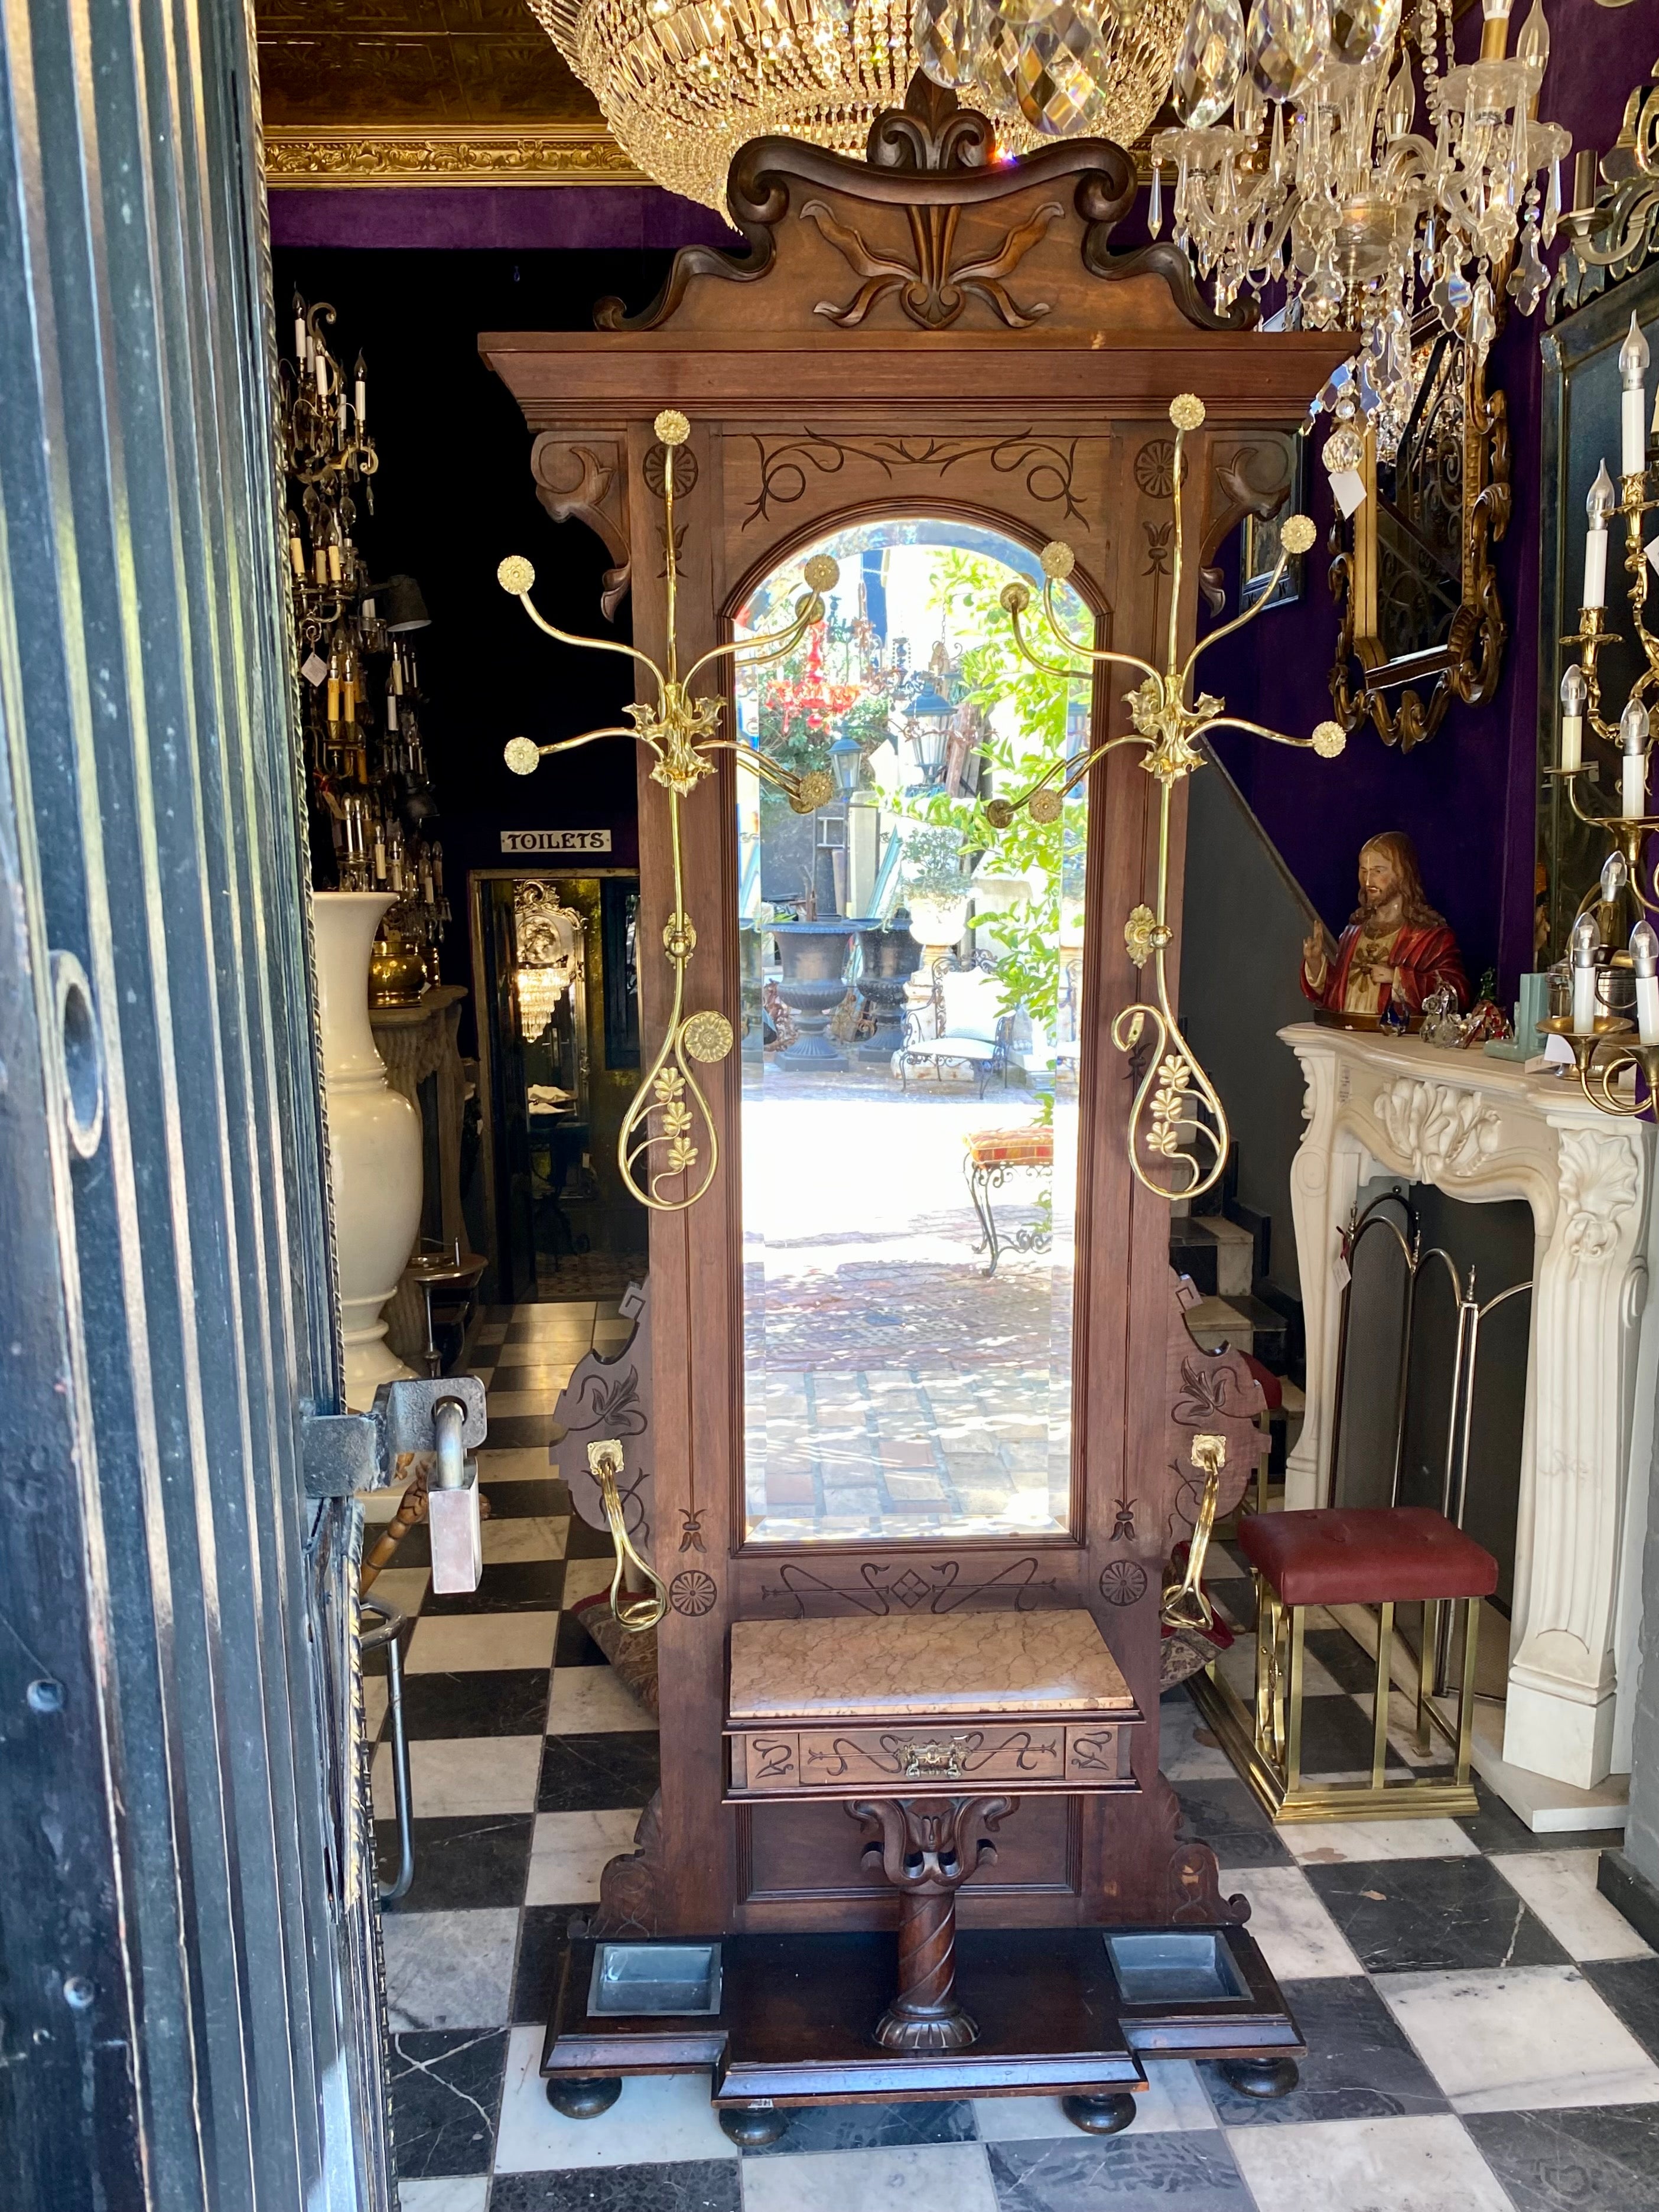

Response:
(1150, 0), (1570, 347)
(526, 0), (1184, 212)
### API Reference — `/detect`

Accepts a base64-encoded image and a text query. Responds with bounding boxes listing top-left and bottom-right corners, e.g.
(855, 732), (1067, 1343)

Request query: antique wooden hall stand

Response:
(482, 76), (1346, 2142)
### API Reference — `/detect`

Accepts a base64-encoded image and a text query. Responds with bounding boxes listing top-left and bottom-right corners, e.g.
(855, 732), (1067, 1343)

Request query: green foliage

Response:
(892, 551), (1089, 1043)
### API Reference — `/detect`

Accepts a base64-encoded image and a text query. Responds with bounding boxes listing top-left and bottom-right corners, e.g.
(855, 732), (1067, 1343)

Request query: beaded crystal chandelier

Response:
(525, 0), (1185, 212)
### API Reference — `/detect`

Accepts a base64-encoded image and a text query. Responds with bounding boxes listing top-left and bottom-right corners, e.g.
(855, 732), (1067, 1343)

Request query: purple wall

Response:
(268, 185), (737, 253)
(1207, 0), (1659, 999)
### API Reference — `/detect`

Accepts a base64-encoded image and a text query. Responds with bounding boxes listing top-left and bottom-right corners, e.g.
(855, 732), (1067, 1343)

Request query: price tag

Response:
(1329, 469), (1367, 519)
(301, 650), (327, 687)
(1332, 1253), (1352, 1290)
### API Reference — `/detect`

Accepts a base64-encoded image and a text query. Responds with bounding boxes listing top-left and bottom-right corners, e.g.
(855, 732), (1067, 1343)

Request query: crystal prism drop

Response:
(1469, 273), (1497, 360)
(1245, 0), (1314, 100)
(1175, 0), (1247, 127)
(975, 8), (1027, 116)
(1011, 2), (1110, 132)
(1325, 0), (1401, 70)
(915, 0), (994, 89)
(1149, 159), (1164, 235)
(1507, 212), (1549, 315)
(1543, 156), (1562, 246)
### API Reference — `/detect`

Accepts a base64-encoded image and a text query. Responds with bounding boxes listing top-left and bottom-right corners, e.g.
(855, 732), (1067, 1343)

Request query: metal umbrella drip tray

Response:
(1104, 1931), (1249, 2005)
(587, 1941), (723, 2016)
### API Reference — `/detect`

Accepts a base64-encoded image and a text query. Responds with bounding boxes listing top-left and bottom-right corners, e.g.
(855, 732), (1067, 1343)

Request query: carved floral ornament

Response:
(1374, 1078), (1501, 1183)
(1558, 1127), (1642, 1276)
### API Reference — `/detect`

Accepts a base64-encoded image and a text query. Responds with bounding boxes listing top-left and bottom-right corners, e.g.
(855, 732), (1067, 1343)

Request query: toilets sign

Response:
(500, 829), (612, 855)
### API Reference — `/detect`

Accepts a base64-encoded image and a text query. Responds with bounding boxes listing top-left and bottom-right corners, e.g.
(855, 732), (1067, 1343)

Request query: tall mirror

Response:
(733, 518), (1091, 1544)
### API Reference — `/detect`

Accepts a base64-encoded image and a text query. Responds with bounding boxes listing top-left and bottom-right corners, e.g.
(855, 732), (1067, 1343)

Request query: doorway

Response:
(471, 869), (648, 1302)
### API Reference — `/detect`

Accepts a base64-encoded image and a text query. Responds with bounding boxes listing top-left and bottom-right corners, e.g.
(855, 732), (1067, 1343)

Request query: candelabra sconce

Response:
(1549, 310), (1659, 1118)
(990, 393), (1348, 1202)
(499, 409), (837, 1213)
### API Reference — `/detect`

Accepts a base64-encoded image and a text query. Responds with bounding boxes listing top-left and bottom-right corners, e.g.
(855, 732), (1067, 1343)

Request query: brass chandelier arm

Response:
(1577, 1042), (1655, 1120)
(1202, 714), (1323, 751)
(529, 723), (665, 762)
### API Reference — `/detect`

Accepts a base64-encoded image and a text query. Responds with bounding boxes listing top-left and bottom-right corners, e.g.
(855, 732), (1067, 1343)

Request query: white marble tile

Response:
(548, 1665), (657, 1735)
(482, 1514), (568, 1564)
(404, 1612), (558, 1674)
(381, 1908), (518, 2031)
(493, 2025), (732, 2170)
(561, 1560), (616, 1606)
(483, 1390), (567, 1417)
(741, 2143), (997, 2212)
(1377, 1963), (1659, 2112)
(475, 1446), (557, 1481)
(517, 1299), (596, 1321)
(1217, 1865), (1364, 1978)
(396, 2180), (489, 2212)
(360, 1481), (412, 1524)
(365, 1567), (429, 1623)
(1490, 1850), (1654, 1961)
(1159, 1693), (1237, 1780)
(1278, 1817), (1479, 1866)
(974, 2060), (1211, 2139)
(362, 1676), (388, 1741)
(372, 1735), (542, 1819)
(493, 1338), (591, 1366)
(525, 1809), (643, 1906)
(1227, 2114), (1513, 2212)
(473, 1323), (509, 1344)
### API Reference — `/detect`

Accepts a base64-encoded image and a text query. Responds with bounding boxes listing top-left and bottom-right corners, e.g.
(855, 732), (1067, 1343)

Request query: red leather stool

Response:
(1193, 1508), (1497, 1823)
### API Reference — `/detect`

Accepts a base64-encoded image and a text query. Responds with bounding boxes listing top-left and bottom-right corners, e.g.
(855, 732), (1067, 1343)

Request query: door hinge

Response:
(301, 1375), (488, 1499)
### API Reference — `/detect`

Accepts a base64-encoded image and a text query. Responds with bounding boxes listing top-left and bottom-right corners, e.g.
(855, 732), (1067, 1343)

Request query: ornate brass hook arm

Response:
(587, 1439), (669, 1632)
(497, 558), (669, 695)
(1161, 1432), (1227, 1632)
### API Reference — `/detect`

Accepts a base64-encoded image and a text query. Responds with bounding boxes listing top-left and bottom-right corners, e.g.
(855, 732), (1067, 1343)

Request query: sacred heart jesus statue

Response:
(1301, 831), (1468, 1026)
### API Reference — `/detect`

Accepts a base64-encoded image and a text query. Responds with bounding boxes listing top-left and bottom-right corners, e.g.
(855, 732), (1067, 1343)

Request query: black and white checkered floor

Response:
(367, 1300), (1659, 2212)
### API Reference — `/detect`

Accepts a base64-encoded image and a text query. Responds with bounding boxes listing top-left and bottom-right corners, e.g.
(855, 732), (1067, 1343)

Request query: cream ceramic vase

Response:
(313, 892), (423, 1410)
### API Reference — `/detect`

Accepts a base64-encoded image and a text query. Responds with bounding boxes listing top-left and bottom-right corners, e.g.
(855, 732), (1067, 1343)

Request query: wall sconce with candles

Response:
(1548, 309), (1659, 1114)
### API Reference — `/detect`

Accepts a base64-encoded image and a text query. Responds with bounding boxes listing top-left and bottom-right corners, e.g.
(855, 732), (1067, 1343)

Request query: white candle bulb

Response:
(1622, 313), (1651, 480)
(1585, 461), (1615, 608)
(1634, 920), (1659, 1046)
(1602, 850), (1629, 903)
(1561, 662), (1586, 770)
(1571, 911), (1601, 1033)
(1622, 694), (1651, 819)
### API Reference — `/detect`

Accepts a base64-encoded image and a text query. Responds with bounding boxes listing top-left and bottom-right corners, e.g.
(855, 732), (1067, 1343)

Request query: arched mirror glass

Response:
(733, 518), (1092, 1544)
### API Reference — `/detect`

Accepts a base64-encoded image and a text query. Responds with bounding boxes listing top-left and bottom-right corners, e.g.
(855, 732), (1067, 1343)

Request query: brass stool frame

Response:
(1190, 1577), (1482, 1824)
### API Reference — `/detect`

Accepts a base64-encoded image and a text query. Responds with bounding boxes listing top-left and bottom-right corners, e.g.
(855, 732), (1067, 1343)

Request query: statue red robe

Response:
(1302, 918), (1469, 1020)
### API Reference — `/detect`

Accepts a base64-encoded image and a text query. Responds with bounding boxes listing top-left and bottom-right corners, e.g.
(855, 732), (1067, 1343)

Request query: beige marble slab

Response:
(728, 1609), (1132, 1722)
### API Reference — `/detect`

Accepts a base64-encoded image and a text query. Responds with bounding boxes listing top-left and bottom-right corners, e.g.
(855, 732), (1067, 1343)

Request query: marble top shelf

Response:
(727, 1610), (1134, 1724)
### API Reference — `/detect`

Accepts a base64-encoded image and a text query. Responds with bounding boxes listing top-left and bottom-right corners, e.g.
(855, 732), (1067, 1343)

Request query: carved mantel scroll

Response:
(1282, 1022), (1655, 1794)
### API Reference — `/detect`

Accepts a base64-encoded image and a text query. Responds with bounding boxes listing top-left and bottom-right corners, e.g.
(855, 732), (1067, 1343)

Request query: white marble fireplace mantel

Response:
(1283, 1022), (1659, 1800)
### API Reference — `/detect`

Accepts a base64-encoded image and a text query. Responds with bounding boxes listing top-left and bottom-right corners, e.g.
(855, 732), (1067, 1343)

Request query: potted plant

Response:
(901, 824), (971, 950)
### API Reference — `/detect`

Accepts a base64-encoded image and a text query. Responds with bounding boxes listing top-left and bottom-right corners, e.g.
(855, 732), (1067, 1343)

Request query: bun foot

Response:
(1062, 2093), (1138, 2135)
(718, 2102), (789, 2148)
(1219, 2056), (1299, 2099)
(545, 2075), (622, 2119)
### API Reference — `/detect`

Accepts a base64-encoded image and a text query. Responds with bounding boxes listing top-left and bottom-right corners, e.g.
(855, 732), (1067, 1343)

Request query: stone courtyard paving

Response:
(740, 1061), (1077, 1541)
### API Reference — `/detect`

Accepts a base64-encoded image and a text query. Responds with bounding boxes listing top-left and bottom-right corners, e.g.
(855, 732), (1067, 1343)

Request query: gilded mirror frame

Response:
(1327, 327), (1512, 752)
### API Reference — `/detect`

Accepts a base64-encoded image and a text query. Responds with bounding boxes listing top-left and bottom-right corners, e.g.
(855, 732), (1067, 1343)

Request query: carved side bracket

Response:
(530, 432), (632, 617)
(1198, 435), (1297, 615)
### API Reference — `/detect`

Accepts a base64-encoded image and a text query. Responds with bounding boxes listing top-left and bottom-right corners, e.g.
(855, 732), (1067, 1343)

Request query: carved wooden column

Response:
(849, 1795), (1014, 2050)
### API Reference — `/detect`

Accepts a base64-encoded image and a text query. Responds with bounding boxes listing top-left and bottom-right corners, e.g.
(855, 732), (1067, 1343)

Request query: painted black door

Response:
(0, 3), (392, 2207)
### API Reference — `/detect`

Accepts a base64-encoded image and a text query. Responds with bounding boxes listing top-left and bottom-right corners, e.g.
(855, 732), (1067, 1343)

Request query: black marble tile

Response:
(486, 1414), (564, 1450)
(490, 2162), (740, 2211)
(1300, 1853), (1572, 1974)
(1292, 1690), (1411, 1777)
(564, 1511), (619, 1562)
(555, 1608), (609, 1666)
(422, 1560), (567, 1616)
(397, 1668), (551, 1741)
(389, 2026), (508, 2177)
(376, 1814), (535, 1914)
(1457, 1784), (1627, 1857)
(512, 1904), (578, 2025)
(1174, 1778), (1292, 1868)
(480, 1478), (570, 1519)
(746, 2099), (975, 2156)
(1201, 1973), (1447, 2126)
(987, 2130), (1253, 2211)
(537, 1732), (661, 1813)
(1585, 1957), (1659, 2062)
(1464, 2104), (1659, 2211)
(1302, 1625), (1386, 1694)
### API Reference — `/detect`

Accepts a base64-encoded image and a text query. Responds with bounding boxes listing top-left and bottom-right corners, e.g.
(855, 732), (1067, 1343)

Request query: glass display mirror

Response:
(733, 518), (1091, 1544)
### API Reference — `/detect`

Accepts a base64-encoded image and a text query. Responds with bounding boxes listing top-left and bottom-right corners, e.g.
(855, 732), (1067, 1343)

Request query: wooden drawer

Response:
(730, 1722), (1071, 1795)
